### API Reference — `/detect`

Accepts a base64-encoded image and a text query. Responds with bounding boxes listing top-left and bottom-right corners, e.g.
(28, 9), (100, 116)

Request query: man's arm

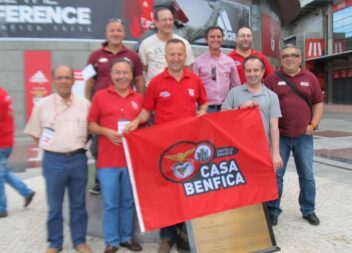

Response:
(197, 103), (208, 116)
(306, 102), (324, 135)
(125, 108), (151, 132)
(88, 122), (122, 145)
(134, 75), (145, 95)
(85, 78), (95, 101)
(270, 118), (283, 171)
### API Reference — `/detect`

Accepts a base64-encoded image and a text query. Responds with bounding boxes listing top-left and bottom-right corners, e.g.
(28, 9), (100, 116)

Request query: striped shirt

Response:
(24, 93), (90, 152)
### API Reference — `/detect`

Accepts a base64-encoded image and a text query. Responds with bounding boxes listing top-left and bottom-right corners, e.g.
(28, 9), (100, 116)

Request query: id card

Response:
(117, 120), (130, 134)
(39, 127), (55, 148)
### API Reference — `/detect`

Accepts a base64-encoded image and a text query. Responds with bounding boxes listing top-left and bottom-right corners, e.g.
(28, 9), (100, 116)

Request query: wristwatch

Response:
(310, 123), (318, 130)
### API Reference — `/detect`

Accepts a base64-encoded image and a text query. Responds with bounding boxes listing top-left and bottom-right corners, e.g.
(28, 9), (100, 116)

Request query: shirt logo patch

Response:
(234, 60), (241, 66)
(98, 57), (108, 63)
(188, 89), (195, 96)
(300, 81), (309, 87)
(278, 81), (286, 86)
(160, 91), (170, 97)
(131, 101), (138, 110)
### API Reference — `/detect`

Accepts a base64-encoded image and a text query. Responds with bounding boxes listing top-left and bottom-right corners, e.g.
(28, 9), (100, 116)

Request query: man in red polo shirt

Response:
(88, 59), (143, 253)
(126, 38), (207, 253)
(85, 19), (145, 195)
(228, 26), (273, 84)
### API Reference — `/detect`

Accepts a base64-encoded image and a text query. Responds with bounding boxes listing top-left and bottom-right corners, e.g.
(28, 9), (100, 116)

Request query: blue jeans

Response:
(98, 168), (134, 247)
(0, 148), (33, 212)
(43, 151), (88, 249)
(267, 134), (316, 217)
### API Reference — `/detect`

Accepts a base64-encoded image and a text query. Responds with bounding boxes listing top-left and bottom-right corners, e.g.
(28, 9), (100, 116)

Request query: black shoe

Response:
(120, 240), (142, 252)
(88, 184), (100, 195)
(24, 192), (35, 207)
(269, 214), (278, 226)
(0, 211), (8, 218)
(303, 213), (320, 225)
(104, 245), (118, 253)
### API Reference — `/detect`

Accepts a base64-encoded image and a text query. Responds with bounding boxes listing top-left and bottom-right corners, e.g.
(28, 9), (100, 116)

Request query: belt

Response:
(45, 149), (86, 157)
(208, 104), (222, 110)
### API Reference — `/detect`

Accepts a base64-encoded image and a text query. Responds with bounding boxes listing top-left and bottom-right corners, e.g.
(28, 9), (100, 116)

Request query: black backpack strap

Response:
(275, 71), (312, 114)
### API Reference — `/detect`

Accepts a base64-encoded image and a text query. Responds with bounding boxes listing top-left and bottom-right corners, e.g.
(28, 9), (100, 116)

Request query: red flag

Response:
(123, 107), (277, 232)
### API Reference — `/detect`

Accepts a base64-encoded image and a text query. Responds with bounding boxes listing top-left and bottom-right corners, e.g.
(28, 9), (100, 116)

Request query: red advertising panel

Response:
(305, 39), (325, 59)
(123, 108), (278, 232)
(24, 51), (52, 120)
(261, 14), (281, 59)
(333, 0), (352, 12)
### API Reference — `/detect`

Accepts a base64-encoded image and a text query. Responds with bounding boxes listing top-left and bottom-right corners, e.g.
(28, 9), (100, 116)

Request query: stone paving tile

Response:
(314, 130), (352, 138)
(1, 170), (352, 253)
(315, 148), (352, 164)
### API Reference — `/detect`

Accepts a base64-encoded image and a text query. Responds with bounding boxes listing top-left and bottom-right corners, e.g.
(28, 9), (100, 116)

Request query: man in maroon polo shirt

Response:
(228, 26), (273, 84)
(85, 18), (145, 195)
(85, 19), (144, 99)
(88, 58), (143, 253)
(264, 44), (324, 227)
(126, 38), (207, 253)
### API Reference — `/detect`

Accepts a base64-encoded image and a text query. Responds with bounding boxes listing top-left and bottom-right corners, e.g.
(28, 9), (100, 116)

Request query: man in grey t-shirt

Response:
(222, 55), (283, 171)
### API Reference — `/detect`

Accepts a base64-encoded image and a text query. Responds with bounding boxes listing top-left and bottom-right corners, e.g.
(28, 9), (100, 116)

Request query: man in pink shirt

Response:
(193, 26), (240, 112)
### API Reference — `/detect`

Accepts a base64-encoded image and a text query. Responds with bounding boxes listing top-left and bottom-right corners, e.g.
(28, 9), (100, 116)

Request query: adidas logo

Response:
(30, 71), (48, 84)
(307, 41), (323, 58)
(217, 10), (236, 42)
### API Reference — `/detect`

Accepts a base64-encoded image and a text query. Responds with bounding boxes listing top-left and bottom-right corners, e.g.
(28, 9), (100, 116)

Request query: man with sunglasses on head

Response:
(192, 26), (240, 113)
(228, 26), (273, 84)
(85, 18), (145, 195)
(264, 44), (324, 227)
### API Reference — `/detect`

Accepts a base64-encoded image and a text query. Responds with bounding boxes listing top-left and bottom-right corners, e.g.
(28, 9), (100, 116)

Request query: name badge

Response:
(40, 127), (55, 148)
(300, 81), (309, 87)
(278, 81), (286, 86)
(117, 120), (130, 134)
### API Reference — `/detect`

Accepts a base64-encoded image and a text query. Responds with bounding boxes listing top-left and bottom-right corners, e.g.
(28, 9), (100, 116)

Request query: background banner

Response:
(0, 0), (249, 47)
(24, 51), (52, 120)
(123, 108), (278, 232)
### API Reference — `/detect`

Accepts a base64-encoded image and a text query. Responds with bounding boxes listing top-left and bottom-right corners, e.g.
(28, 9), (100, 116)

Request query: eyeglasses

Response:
(54, 76), (73, 81)
(281, 54), (300, 59)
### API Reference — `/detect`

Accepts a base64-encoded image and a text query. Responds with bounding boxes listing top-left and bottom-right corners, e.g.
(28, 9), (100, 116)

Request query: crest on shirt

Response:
(278, 81), (286, 86)
(131, 101), (139, 110)
(300, 81), (309, 87)
(234, 60), (242, 66)
(98, 57), (108, 63)
(188, 89), (195, 96)
(160, 91), (170, 97)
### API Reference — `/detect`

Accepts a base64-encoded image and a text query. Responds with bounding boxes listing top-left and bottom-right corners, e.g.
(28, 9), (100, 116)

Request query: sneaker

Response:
(303, 213), (320, 225)
(0, 211), (8, 218)
(89, 184), (100, 195)
(24, 191), (35, 207)
(158, 239), (174, 253)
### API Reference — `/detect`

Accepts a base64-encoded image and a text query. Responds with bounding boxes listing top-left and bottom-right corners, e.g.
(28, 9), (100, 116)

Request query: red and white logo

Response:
(305, 39), (325, 59)
(29, 70), (49, 84)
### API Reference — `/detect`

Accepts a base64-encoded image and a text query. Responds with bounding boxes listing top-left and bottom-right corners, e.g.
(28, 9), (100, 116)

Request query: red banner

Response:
(305, 39), (325, 59)
(261, 14), (281, 59)
(24, 51), (52, 120)
(333, 0), (352, 12)
(123, 108), (278, 232)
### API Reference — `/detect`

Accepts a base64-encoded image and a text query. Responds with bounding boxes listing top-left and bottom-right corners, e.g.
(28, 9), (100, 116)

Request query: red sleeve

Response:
(0, 90), (9, 120)
(309, 72), (324, 104)
(264, 73), (275, 90)
(143, 81), (157, 112)
(261, 54), (274, 78)
(132, 54), (144, 77)
(197, 78), (208, 105)
(88, 93), (100, 123)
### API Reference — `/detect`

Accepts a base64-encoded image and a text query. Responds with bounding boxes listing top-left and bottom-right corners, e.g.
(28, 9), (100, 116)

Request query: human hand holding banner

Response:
(123, 107), (277, 232)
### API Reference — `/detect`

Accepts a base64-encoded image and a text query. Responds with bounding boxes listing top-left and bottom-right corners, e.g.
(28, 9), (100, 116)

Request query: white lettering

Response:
(184, 183), (194, 195)
(0, 5), (91, 25)
(236, 173), (245, 184)
(200, 165), (209, 178)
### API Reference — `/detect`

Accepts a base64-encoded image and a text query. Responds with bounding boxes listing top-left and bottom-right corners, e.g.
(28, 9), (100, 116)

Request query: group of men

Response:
(0, 4), (323, 253)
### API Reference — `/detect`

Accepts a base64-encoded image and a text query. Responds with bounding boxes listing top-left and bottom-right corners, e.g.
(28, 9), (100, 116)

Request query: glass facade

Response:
(333, 3), (352, 52)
